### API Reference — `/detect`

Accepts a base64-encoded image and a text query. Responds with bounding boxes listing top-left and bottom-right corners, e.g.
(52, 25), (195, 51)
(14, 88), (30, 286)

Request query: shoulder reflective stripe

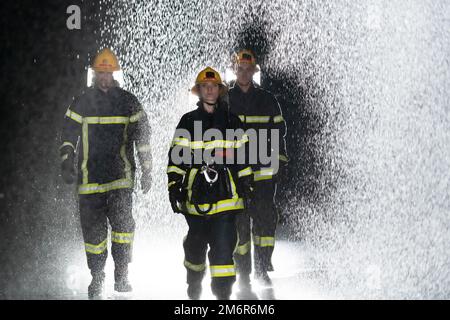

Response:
(235, 241), (251, 256)
(65, 109), (83, 124)
(137, 144), (151, 153)
(238, 115), (245, 122)
(254, 236), (275, 247)
(242, 116), (271, 123)
(168, 181), (177, 189)
(184, 260), (206, 272)
(84, 116), (130, 124)
(273, 115), (284, 123)
(186, 198), (244, 216)
(238, 167), (253, 178)
(210, 265), (236, 278)
(61, 154), (69, 162)
(85, 239), (107, 254)
(78, 178), (133, 195)
(173, 138), (249, 150)
(111, 231), (134, 244)
(130, 111), (143, 123)
(60, 141), (75, 150)
(81, 121), (89, 184)
(167, 166), (186, 175)
(190, 141), (205, 149)
(279, 154), (289, 162)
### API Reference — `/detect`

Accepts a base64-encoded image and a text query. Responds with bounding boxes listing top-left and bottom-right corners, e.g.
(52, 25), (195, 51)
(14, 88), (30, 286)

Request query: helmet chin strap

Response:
(201, 99), (218, 107)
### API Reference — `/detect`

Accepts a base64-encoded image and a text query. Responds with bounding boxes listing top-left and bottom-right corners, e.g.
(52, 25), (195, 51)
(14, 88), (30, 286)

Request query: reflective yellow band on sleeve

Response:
(238, 167), (253, 178)
(111, 231), (134, 244)
(238, 115), (245, 122)
(168, 181), (177, 189)
(65, 109), (83, 124)
(210, 265), (236, 278)
(60, 141), (75, 150)
(240, 115), (271, 124)
(78, 179), (133, 195)
(137, 144), (151, 153)
(254, 236), (275, 247)
(167, 166), (186, 176)
(85, 239), (107, 255)
(254, 168), (275, 181)
(235, 241), (251, 256)
(130, 111), (144, 123)
(184, 260), (206, 272)
(273, 115), (284, 123)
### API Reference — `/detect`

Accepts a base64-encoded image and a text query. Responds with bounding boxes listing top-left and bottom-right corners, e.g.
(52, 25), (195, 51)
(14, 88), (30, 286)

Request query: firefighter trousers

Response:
(79, 189), (135, 273)
(234, 180), (278, 275)
(183, 213), (238, 298)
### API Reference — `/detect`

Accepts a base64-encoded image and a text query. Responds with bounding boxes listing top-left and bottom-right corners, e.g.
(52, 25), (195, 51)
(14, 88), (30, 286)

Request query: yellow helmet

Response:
(191, 67), (228, 96)
(92, 48), (120, 72)
(232, 49), (260, 71)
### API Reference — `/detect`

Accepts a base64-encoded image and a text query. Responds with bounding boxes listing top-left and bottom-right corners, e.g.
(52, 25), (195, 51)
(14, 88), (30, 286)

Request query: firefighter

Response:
(167, 67), (254, 300)
(228, 49), (289, 288)
(59, 48), (152, 298)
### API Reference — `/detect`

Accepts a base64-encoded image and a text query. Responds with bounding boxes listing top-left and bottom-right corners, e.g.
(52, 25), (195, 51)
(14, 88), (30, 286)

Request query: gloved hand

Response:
(240, 176), (255, 210)
(141, 172), (152, 194)
(61, 155), (76, 185)
(168, 184), (186, 214)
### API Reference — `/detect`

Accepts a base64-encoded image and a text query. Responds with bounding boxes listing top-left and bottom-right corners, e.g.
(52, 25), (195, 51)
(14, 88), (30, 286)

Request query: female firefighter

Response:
(166, 67), (253, 300)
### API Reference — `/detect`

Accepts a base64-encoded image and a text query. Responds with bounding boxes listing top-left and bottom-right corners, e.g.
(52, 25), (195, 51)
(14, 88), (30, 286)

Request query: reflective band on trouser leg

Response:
(184, 259), (206, 272)
(210, 265), (236, 278)
(85, 239), (108, 254)
(111, 231), (134, 244)
(253, 236), (275, 247)
(235, 241), (251, 256)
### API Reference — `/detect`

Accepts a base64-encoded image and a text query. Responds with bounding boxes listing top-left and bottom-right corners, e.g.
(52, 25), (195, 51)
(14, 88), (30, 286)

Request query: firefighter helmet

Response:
(92, 48), (121, 72)
(191, 67), (228, 96)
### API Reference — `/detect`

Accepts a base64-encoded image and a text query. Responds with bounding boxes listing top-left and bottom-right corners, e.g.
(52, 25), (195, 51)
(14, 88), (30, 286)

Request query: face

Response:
(235, 63), (256, 87)
(95, 71), (114, 91)
(199, 82), (220, 104)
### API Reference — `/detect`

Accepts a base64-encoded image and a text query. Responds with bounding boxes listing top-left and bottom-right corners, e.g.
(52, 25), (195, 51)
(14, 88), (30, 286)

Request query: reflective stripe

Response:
(187, 168), (199, 201)
(167, 166), (186, 176)
(184, 260), (206, 272)
(227, 169), (239, 199)
(254, 168), (275, 181)
(65, 108), (83, 124)
(61, 154), (69, 162)
(78, 178), (133, 195)
(137, 144), (151, 153)
(168, 181), (177, 189)
(238, 167), (253, 178)
(172, 137), (248, 149)
(84, 116), (129, 124)
(239, 115), (271, 124)
(254, 236), (275, 247)
(85, 239), (107, 255)
(210, 265), (236, 278)
(111, 231), (134, 244)
(279, 154), (289, 162)
(130, 111), (143, 123)
(186, 198), (244, 216)
(60, 141), (75, 150)
(81, 121), (89, 184)
(273, 115), (284, 123)
(235, 241), (251, 255)
(120, 123), (132, 182)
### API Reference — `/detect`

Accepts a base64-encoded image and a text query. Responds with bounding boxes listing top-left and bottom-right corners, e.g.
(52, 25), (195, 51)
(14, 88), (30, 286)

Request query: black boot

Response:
(187, 282), (202, 300)
(114, 265), (132, 293)
(238, 273), (252, 291)
(88, 271), (105, 299)
(255, 269), (272, 286)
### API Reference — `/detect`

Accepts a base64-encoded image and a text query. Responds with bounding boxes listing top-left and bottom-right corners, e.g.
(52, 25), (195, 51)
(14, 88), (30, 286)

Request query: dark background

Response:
(0, 1), (325, 298)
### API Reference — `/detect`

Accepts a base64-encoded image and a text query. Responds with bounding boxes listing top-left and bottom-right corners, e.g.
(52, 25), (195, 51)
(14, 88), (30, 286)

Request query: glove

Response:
(168, 184), (186, 214)
(61, 156), (75, 185)
(141, 172), (152, 194)
(240, 176), (255, 210)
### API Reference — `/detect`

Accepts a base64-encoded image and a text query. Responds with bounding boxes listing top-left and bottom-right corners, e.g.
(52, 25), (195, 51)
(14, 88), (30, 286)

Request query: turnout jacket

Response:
(167, 102), (253, 217)
(60, 86), (151, 195)
(228, 81), (289, 182)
